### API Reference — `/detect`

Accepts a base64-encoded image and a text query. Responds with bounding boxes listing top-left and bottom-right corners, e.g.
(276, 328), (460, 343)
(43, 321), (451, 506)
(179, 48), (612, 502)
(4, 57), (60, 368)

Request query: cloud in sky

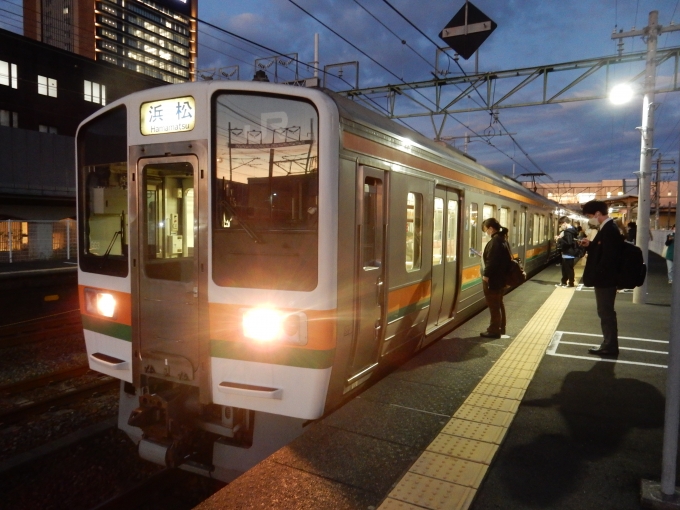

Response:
(124, 0), (680, 184)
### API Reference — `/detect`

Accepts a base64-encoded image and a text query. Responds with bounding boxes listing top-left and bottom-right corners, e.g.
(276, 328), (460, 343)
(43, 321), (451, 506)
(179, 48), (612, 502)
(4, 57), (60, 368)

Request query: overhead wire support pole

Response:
(611, 11), (680, 306)
(619, 12), (680, 504)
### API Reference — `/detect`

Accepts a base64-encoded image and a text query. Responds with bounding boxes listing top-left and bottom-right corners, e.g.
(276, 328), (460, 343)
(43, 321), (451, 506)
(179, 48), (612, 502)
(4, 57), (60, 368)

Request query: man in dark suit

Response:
(580, 200), (625, 356)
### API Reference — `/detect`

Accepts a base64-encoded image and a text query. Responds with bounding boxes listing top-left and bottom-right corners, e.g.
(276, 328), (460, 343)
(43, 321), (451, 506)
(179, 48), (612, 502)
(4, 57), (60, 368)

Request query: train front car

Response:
(76, 82), (340, 481)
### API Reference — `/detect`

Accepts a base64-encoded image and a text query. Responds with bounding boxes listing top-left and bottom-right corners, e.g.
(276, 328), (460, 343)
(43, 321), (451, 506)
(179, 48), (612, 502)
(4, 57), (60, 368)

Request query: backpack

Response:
(616, 241), (647, 289)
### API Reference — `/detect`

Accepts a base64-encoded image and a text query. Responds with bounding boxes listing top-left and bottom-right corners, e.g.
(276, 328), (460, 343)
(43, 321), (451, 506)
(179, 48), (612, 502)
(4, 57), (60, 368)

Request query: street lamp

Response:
(609, 83), (635, 105)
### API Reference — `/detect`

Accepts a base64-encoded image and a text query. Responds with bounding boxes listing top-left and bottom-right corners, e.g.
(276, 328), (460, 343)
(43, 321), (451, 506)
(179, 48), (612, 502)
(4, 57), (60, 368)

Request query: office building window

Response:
(39, 125), (58, 134)
(0, 61), (18, 88)
(38, 75), (58, 97)
(84, 80), (106, 105)
(0, 110), (18, 127)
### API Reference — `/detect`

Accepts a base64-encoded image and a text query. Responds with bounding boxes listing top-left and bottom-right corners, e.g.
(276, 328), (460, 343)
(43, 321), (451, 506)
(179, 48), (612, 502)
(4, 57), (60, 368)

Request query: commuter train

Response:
(76, 80), (560, 481)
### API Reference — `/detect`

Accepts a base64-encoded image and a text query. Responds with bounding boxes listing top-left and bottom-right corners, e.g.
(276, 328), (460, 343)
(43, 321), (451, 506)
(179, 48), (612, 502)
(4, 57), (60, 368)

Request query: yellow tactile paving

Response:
(426, 434), (499, 464)
(452, 406), (514, 427)
(462, 393), (521, 413)
(440, 418), (507, 445)
(480, 373), (528, 387)
(409, 451), (488, 488)
(473, 382), (526, 401)
(385, 473), (476, 510)
(377, 271), (581, 510)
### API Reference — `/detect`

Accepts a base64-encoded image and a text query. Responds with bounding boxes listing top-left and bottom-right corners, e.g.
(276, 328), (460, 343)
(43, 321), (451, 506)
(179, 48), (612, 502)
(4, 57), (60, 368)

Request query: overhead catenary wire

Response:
(378, 0), (547, 177)
(283, 0), (532, 173)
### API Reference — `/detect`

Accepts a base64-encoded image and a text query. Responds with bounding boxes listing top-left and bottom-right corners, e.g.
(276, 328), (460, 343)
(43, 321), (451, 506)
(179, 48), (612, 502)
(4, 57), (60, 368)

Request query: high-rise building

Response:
(24, 0), (196, 83)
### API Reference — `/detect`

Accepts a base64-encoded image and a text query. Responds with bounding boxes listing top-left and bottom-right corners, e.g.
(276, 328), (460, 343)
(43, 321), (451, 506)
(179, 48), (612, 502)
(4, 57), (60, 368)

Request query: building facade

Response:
(23, 0), (197, 83)
(525, 178), (678, 228)
(0, 27), (165, 221)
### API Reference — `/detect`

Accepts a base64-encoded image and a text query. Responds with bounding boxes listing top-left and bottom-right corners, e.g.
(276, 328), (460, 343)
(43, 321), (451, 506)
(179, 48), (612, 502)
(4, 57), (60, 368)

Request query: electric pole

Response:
(612, 11), (680, 305)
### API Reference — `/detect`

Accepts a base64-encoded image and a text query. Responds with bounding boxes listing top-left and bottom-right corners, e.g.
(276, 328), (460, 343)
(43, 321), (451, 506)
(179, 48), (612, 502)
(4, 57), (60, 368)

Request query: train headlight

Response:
(84, 288), (117, 319)
(241, 307), (307, 345)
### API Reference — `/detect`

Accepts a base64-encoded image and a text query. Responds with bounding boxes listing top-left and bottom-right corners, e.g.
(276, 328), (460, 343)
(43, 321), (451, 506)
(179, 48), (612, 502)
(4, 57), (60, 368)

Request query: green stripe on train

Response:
(461, 277), (482, 290)
(210, 340), (335, 369)
(81, 315), (132, 342)
(387, 297), (430, 323)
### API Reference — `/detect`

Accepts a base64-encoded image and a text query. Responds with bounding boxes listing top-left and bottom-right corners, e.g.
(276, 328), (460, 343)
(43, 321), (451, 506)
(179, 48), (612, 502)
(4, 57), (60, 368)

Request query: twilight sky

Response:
(195, 0), (680, 187)
(4, 0), (680, 186)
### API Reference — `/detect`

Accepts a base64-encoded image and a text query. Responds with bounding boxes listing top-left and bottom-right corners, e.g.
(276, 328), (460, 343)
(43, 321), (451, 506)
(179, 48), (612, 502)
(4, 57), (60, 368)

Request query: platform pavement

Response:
(197, 253), (674, 510)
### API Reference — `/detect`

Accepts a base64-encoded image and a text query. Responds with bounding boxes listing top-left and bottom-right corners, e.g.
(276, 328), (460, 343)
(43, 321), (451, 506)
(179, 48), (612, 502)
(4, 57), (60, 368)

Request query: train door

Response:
(347, 166), (387, 383)
(426, 187), (460, 332)
(136, 155), (200, 383)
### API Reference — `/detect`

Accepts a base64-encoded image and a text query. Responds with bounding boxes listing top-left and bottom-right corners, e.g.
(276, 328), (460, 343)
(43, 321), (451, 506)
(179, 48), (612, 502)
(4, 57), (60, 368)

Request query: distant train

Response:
(76, 80), (560, 481)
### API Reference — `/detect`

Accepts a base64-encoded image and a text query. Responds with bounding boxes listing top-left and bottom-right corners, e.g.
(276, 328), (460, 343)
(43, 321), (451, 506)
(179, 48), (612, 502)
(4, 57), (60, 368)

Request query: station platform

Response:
(196, 252), (673, 510)
(0, 259), (76, 277)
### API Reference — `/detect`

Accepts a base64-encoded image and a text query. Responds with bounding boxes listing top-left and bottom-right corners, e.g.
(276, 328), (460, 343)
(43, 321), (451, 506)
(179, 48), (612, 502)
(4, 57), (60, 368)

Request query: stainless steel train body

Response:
(76, 80), (558, 480)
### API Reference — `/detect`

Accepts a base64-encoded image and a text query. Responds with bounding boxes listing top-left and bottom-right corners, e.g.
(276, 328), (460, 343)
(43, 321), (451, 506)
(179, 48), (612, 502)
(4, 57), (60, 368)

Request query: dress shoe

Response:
(588, 346), (619, 356)
(480, 331), (501, 339)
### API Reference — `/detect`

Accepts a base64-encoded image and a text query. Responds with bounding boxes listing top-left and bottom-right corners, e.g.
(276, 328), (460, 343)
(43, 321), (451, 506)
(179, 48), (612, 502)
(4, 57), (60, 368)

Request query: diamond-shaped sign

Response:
(439, 2), (497, 60)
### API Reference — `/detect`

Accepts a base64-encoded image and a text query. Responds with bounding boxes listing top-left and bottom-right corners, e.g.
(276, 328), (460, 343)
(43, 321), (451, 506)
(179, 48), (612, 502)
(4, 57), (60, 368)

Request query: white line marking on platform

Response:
(559, 341), (667, 354)
(546, 331), (563, 355)
(558, 331), (667, 343)
(548, 352), (667, 368)
(546, 331), (668, 368)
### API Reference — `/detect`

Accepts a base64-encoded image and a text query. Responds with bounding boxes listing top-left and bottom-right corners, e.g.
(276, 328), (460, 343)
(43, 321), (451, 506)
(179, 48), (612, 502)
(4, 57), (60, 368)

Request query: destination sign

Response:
(140, 96), (196, 135)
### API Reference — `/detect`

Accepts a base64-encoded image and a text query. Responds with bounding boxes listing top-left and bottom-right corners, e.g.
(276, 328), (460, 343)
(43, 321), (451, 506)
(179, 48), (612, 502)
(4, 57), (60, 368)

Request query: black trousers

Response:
(560, 256), (575, 285)
(594, 286), (618, 348)
(483, 281), (506, 334)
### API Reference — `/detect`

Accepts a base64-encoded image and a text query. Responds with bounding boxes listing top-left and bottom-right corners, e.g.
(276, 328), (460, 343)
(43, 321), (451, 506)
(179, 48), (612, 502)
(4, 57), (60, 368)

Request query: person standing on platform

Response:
(555, 216), (578, 288)
(627, 221), (637, 243)
(580, 200), (625, 356)
(480, 218), (510, 339)
(665, 227), (675, 284)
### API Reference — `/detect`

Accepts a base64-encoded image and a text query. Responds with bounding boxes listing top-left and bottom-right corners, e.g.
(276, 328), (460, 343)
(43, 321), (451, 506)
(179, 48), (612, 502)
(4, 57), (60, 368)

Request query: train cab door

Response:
(347, 166), (387, 384)
(426, 187), (460, 334)
(135, 155), (201, 385)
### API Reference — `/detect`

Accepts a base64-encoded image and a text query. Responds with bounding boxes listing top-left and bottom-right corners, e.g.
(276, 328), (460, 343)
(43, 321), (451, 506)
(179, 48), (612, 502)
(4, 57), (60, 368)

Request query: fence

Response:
(0, 219), (76, 264)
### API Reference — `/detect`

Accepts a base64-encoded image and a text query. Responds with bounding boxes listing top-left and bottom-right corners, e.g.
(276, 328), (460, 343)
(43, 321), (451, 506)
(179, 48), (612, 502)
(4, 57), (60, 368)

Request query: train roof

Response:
(324, 88), (555, 208)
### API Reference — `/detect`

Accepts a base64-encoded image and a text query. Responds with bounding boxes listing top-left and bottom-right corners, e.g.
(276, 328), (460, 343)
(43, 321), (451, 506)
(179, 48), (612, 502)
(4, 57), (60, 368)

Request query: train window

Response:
(532, 214), (540, 245)
(77, 105), (128, 277)
(212, 93), (319, 290)
(519, 211), (526, 247)
(142, 162), (195, 282)
(362, 177), (383, 269)
(446, 200), (458, 262)
(481, 204), (495, 251)
(512, 210), (518, 247)
(468, 203), (478, 255)
(406, 192), (422, 272)
(540, 214), (546, 241)
(433, 198), (444, 265)
(499, 207), (509, 233)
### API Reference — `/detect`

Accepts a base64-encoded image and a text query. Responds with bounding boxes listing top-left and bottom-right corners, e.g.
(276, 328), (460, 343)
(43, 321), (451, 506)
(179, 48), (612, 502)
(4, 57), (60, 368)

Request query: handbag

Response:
(506, 244), (526, 287)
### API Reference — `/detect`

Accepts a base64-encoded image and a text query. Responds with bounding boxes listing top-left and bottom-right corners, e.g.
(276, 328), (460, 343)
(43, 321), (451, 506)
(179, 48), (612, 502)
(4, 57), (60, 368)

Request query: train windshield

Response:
(77, 106), (128, 277)
(212, 93), (319, 290)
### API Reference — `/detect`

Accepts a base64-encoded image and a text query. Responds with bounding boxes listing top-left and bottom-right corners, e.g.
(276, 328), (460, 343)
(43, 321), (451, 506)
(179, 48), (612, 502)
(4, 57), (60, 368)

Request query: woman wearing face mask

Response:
(480, 218), (511, 339)
(580, 200), (625, 356)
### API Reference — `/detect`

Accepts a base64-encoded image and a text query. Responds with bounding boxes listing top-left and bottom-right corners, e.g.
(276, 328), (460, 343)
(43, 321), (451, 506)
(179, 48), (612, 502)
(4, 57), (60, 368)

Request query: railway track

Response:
(0, 309), (82, 348)
(0, 369), (118, 426)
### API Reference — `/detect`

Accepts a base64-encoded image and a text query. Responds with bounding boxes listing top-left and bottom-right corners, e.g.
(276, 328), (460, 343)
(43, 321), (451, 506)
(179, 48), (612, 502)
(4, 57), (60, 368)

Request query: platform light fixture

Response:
(609, 83), (635, 105)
